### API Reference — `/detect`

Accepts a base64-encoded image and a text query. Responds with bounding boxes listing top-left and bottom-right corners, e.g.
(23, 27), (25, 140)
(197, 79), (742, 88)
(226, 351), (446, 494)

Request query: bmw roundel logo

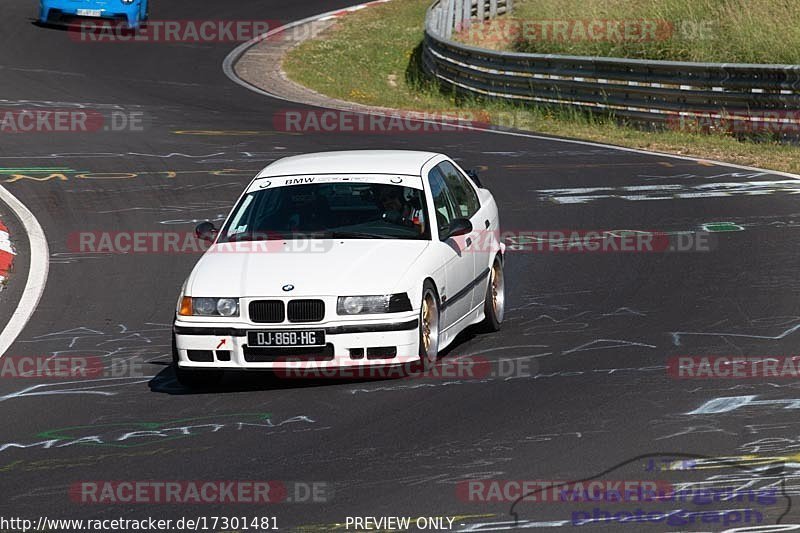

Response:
(258, 180), (272, 188)
(282, 284), (295, 292)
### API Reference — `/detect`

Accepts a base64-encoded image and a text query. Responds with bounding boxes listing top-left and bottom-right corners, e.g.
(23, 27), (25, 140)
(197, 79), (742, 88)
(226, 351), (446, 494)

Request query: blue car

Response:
(40, 0), (149, 29)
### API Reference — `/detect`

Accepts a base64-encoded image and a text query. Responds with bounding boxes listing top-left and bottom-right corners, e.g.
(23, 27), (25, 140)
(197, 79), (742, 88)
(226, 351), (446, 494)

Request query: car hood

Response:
(187, 239), (430, 297)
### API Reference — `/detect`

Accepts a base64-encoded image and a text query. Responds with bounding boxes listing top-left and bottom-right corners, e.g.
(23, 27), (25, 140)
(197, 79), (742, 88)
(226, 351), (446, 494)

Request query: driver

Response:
(377, 186), (413, 225)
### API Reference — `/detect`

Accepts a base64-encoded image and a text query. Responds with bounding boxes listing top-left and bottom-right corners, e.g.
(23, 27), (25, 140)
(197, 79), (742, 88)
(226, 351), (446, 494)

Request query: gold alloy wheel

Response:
(490, 259), (505, 322)
(422, 298), (430, 352)
(420, 290), (439, 360)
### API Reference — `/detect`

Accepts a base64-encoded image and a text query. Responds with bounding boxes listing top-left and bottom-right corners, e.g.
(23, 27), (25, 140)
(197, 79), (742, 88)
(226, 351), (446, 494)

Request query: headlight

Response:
(194, 297), (217, 315)
(337, 293), (412, 315)
(178, 297), (240, 317)
(216, 298), (239, 317)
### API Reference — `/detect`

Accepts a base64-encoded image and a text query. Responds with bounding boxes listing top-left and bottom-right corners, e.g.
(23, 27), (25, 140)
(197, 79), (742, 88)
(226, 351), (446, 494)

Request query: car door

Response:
(427, 165), (475, 332)
(435, 161), (489, 312)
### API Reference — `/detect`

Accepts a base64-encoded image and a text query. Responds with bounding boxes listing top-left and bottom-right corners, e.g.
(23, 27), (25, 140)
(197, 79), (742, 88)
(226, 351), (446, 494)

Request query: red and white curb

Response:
(0, 220), (14, 287)
(0, 183), (49, 359)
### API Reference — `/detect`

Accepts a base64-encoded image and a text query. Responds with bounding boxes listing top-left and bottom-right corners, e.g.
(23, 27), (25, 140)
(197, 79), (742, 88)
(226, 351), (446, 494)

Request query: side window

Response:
(437, 161), (480, 219)
(428, 167), (458, 240)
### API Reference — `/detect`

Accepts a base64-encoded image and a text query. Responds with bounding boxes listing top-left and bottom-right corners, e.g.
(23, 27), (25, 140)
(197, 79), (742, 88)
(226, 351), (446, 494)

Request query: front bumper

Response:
(174, 313), (420, 370)
(40, 4), (142, 28)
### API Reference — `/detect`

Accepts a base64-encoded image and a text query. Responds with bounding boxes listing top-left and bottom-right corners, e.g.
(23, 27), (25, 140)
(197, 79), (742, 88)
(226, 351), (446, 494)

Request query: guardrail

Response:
(422, 0), (800, 134)
(427, 0), (512, 40)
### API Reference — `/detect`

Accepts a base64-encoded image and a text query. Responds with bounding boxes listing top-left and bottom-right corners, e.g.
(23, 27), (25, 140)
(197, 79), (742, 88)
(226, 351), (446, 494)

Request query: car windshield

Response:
(219, 182), (430, 241)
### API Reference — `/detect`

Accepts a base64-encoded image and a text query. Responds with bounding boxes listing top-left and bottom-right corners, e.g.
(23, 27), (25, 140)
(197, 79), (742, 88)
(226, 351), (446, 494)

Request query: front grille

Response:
(249, 300), (285, 323)
(243, 343), (334, 362)
(287, 299), (325, 323)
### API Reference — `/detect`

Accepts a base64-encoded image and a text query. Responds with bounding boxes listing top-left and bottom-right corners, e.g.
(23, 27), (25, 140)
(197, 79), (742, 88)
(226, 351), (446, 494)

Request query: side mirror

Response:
(195, 221), (218, 243)
(445, 218), (473, 239)
(466, 168), (483, 188)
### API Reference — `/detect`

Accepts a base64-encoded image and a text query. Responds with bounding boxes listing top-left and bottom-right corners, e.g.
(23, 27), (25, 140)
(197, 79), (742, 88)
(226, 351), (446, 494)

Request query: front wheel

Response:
(418, 281), (440, 367)
(480, 255), (505, 332)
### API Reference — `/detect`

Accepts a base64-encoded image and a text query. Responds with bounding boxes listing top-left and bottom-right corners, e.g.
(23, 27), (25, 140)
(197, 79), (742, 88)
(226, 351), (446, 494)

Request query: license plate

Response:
(248, 330), (325, 348)
(77, 9), (103, 17)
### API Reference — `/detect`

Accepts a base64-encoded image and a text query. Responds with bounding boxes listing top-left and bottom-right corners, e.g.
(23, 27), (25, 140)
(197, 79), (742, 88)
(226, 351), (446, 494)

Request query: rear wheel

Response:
(480, 255), (504, 332)
(172, 333), (223, 389)
(418, 281), (440, 367)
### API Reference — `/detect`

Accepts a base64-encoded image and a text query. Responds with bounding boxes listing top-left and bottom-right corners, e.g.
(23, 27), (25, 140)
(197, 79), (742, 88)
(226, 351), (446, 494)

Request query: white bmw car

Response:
(172, 150), (504, 387)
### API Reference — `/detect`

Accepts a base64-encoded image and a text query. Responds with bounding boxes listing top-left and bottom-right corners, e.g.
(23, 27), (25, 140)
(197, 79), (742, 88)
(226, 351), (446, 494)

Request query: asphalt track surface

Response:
(1, 0), (800, 531)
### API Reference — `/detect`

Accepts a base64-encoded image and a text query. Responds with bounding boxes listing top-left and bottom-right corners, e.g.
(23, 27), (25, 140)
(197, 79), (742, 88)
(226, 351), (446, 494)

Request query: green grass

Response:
(461, 0), (800, 63)
(282, 0), (800, 174)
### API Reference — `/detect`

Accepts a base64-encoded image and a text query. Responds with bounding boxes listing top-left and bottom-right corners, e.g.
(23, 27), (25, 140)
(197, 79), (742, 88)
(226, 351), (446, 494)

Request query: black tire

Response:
(418, 280), (440, 367)
(172, 333), (223, 389)
(479, 255), (504, 332)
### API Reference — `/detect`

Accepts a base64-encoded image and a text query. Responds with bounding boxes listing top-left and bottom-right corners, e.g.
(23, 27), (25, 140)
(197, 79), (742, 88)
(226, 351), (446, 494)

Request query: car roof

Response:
(256, 150), (442, 178)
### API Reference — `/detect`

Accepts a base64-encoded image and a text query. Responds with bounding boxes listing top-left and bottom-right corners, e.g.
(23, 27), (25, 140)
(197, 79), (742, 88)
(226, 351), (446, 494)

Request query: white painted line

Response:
(222, 3), (800, 182)
(0, 185), (49, 359)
